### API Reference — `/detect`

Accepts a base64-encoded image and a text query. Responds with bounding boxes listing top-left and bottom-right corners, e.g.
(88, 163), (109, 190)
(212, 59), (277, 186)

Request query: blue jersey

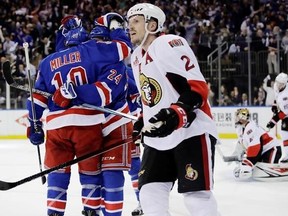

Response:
(27, 28), (132, 132)
(126, 66), (141, 116)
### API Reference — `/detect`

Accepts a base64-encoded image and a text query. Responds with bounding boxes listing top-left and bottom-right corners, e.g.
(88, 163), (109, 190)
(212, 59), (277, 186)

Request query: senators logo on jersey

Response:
(185, 164), (198, 181)
(139, 73), (162, 107)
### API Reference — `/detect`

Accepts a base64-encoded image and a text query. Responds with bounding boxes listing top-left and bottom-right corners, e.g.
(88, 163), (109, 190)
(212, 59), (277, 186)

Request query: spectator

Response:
(262, 74), (275, 106)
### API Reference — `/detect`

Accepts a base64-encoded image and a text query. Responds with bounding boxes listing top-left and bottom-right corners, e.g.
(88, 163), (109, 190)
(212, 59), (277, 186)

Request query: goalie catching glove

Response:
(27, 118), (45, 145)
(53, 81), (77, 108)
(143, 103), (196, 138)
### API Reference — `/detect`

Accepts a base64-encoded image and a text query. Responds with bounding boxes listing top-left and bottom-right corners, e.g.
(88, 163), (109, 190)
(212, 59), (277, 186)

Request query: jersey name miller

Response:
(50, 51), (82, 71)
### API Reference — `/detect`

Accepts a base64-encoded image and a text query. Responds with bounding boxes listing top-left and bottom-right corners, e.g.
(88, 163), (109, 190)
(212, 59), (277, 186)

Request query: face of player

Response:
(128, 15), (146, 46)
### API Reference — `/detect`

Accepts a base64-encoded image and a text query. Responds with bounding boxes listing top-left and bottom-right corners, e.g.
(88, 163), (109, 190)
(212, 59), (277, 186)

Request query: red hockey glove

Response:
(53, 82), (77, 108)
(27, 118), (44, 145)
(143, 103), (196, 138)
(95, 12), (124, 30)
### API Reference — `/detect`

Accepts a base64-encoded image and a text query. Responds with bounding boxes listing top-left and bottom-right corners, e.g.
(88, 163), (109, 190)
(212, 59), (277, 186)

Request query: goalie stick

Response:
(216, 144), (240, 162)
(2, 61), (137, 121)
(0, 137), (133, 191)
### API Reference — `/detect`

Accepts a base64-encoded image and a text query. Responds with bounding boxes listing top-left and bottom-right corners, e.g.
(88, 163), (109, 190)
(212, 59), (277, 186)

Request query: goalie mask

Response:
(235, 108), (250, 126)
(274, 72), (288, 93)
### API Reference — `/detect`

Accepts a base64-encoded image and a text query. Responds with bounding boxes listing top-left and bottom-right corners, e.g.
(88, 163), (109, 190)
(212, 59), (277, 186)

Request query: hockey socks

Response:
(101, 170), (124, 216)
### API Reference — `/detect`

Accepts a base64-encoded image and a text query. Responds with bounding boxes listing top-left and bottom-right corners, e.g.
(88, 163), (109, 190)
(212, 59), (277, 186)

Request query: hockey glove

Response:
(60, 15), (82, 31)
(133, 114), (144, 146)
(53, 82), (77, 108)
(271, 103), (278, 114)
(27, 118), (44, 145)
(233, 162), (253, 179)
(266, 119), (277, 129)
(95, 12), (124, 30)
(143, 103), (196, 138)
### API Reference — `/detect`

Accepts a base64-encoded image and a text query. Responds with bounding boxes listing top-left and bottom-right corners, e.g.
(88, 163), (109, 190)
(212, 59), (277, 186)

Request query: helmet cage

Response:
(235, 108), (250, 125)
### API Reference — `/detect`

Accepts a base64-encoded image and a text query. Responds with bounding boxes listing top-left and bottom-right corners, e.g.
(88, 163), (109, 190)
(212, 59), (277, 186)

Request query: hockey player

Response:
(126, 66), (143, 216)
(26, 13), (132, 216)
(232, 108), (284, 180)
(266, 72), (288, 162)
(127, 3), (219, 216)
(53, 15), (134, 216)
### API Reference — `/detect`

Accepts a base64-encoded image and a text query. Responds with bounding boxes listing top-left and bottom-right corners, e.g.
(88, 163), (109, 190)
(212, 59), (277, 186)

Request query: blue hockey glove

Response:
(95, 12), (124, 30)
(143, 103), (196, 138)
(53, 81), (77, 108)
(27, 118), (44, 145)
(60, 15), (82, 30)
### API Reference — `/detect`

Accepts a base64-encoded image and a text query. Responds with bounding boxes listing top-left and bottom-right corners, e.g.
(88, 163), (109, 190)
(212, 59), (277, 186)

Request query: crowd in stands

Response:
(0, 0), (288, 108)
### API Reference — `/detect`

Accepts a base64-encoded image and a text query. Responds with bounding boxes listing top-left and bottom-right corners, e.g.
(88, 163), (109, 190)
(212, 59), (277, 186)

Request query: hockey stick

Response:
(216, 144), (240, 162)
(2, 60), (137, 121)
(23, 42), (46, 185)
(0, 137), (133, 191)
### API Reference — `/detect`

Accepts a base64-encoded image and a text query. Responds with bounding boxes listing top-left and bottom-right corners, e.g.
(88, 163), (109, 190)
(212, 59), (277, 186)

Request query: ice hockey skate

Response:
(131, 203), (144, 215)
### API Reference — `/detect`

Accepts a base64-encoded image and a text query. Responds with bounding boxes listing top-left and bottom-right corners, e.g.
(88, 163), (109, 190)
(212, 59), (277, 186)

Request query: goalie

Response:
(232, 108), (288, 181)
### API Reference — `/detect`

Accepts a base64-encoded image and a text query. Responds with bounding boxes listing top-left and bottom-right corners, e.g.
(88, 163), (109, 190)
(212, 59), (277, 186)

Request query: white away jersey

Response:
(131, 34), (218, 150)
(275, 85), (288, 115)
(239, 121), (280, 157)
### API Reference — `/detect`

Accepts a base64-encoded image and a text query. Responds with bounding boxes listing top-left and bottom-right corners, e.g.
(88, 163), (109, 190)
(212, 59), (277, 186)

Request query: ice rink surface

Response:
(0, 139), (287, 216)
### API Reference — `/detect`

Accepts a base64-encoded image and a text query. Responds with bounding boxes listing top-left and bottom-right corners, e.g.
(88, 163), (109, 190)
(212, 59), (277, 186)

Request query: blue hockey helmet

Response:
(89, 24), (110, 41)
(65, 27), (89, 46)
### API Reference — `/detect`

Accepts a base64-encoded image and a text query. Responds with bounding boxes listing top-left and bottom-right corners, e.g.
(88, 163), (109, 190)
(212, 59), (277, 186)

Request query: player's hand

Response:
(133, 114), (144, 146)
(27, 119), (44, 145)
(60, 15), (82, 30)
(95, 12), (124, 30)
(143, 103), (196, 138)
(233, 163), (253, 179)
(271, 104), (278, 114)
(53, 81), (77, 108)
(266, 119), (276, 129)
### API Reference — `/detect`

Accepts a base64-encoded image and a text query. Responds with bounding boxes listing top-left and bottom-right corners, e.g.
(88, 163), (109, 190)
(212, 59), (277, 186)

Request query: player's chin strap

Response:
(138, 22), (158, 48)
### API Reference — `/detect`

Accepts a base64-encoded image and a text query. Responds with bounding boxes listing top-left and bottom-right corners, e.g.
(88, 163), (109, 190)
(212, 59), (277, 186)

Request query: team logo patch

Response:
(139, 73), (162, 107)
(185, 164), (198, 181)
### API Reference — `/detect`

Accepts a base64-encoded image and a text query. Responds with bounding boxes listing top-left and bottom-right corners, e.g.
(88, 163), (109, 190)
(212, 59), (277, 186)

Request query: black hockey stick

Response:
(23, 42), (46, 185)
(0, 137), (133, 191)
(2, 61), (137, 121)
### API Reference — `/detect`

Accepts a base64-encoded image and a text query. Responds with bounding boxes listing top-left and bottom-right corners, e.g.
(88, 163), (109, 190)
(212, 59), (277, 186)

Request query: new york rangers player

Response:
(127, 3), (219, 216)
(26, 13), (132, 216)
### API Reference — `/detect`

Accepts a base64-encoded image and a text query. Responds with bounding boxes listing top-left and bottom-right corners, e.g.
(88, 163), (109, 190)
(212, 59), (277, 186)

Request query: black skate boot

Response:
(131, 203), (144, 216)
(81, 209), (99, 216)
(48, 213), (62, 216)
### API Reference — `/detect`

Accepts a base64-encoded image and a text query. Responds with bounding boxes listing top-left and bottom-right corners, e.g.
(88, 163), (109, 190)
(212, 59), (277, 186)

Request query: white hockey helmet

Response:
(127, 3), (166, 33)
(274, 72), (288, 93)
(235, 108), (250, 125)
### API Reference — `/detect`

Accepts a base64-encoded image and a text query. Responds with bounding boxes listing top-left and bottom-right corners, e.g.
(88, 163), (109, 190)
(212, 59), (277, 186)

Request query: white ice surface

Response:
(0, 139), (287, 216)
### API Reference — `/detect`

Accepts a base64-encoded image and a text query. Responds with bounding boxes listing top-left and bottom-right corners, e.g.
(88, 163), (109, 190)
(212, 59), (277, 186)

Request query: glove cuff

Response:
(170, 104), (188, 129)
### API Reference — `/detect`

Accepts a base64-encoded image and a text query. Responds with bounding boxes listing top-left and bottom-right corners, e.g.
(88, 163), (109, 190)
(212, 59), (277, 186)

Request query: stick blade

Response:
(0, 180), (17, 191)
(2, 61), (14, 85)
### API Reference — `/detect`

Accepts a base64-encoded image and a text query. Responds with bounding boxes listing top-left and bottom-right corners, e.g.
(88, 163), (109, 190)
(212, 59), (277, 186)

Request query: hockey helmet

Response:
(274, 72), (288, 93)
(89, 24), (110, 41)
(235, 108), (250, 125)
(127, 3), (166, 33)
(65, 27), (88, 47)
